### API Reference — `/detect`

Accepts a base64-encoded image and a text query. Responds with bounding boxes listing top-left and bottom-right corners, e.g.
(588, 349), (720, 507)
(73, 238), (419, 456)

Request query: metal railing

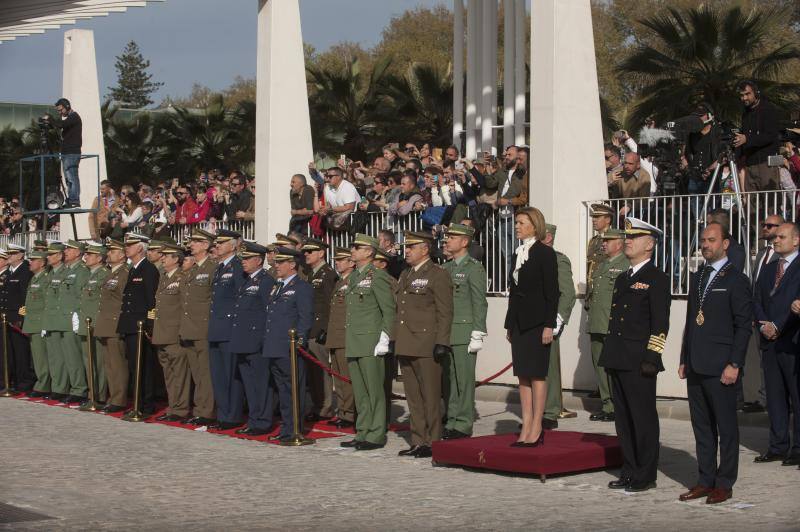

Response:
(0, 231), (60, 251)
(170, 219), (255, 244)
(582, 190), (798, 296)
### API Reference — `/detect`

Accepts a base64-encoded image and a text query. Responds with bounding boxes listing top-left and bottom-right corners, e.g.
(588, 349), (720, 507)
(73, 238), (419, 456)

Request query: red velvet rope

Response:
(7, 322), (30, 338)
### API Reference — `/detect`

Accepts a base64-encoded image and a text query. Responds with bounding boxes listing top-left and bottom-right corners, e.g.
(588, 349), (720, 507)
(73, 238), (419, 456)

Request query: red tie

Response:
(774, 259), (786, 289)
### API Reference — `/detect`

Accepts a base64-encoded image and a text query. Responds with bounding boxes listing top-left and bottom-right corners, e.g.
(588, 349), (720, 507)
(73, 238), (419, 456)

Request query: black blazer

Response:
(504, 240), (558, 332)
(117, 259), (160, 335)
(680, 261), (752, 376)
(2, 261), (32, 326)
(753, 256), (800, 353)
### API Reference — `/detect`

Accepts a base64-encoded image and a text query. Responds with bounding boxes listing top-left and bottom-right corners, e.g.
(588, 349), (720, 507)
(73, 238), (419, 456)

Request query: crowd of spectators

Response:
(0, 197), (27, 237)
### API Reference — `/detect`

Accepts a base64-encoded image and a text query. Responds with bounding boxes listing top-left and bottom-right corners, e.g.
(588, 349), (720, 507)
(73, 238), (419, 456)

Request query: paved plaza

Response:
(1, 393), (799, 531)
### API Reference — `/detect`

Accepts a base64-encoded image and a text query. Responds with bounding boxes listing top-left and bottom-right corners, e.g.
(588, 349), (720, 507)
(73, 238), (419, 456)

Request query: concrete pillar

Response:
(480, 0), (496, 154)
(513, 0), (526, 146)
(452, 0), (465, 149)
(529, 0), (606, 276)
(502, 0), (515, 148)
(62, 29), (107, 240)
(254, 0), (313, 243)
(465, 0), (479, 159)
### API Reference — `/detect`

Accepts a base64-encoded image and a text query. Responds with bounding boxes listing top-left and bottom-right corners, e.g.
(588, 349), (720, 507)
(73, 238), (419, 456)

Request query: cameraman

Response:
(733, 80), (781, 191)
(45, 98), (83, 208)
(682, 103), (722, 194)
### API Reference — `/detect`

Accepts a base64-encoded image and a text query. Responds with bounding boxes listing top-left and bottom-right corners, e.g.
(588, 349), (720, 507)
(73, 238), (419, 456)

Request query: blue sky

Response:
(0, 0), (450, 105)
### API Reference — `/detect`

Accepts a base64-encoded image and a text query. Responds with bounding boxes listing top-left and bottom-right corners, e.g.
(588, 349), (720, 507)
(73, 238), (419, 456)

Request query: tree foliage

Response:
(107, 40), (164, 108)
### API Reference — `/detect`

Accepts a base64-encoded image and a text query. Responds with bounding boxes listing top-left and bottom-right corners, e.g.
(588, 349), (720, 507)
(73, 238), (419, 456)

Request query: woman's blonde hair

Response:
(516, 206), (546, 241)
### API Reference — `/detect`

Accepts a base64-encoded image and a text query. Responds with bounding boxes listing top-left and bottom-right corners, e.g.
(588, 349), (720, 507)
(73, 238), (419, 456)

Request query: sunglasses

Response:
(604, 155), (616, 160)
(761, 223), (781, 229)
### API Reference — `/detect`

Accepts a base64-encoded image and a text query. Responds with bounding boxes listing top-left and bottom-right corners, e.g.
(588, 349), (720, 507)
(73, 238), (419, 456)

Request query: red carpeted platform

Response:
(431, 431), (622, 480)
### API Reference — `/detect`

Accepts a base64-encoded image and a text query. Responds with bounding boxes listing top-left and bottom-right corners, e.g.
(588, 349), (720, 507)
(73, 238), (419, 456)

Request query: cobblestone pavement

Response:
(1, 395), (799, 531)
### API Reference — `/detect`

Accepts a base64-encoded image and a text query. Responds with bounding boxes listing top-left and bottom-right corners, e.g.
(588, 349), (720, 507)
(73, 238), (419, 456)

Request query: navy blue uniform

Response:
(208, 255), (246, 423)
(1, 261), (35, 391)
(231, 269), (274, 431)
(262, 275), (313, 438)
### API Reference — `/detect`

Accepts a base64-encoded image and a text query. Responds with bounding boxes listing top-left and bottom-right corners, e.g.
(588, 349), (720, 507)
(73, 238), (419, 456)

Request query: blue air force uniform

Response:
(262, 247), (314, 439)
(208, 230), (246, 424)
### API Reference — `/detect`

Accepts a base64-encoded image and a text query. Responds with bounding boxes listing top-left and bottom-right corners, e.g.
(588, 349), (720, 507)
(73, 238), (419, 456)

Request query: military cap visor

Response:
(124, 233), (150, 244)
(273, 246), (302, 262)
(601, 228), (626, 240)
(85, 244), (108, 255)
(590, 203), (615, 217)
(105, 238), (125, 250)
(351, 233), (379, 250)
(161, 243), (184, 255)
(333, 247), (352, 260)
(7, 243), (26, 253)
(301, 238), (328, 252)
(190, 229), (215, 242)
(445, 223), (475, 238)
(29, 251), (47, 260)
(148, 240), (165, 251)
(273, 233), (294, 246)
(239, 240), (269, 258)
(624, 217), (663, 238)
(215, 229), (242, 243)
(401, 231), (434, 246)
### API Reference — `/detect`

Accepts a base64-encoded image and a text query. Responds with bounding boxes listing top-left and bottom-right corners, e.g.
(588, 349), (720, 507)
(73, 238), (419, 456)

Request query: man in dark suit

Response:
(2, 245), (35, 391)
(208, 229), (245, 431)
(262, 247), (313, 442)
(117, 233), (160, 416)
(600, 217), (671, 492)
(678, 223), (752, 505)
(753, 222), (800, 466)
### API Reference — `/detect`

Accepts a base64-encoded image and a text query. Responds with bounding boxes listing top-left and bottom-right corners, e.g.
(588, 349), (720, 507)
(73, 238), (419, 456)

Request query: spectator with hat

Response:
(77, 242), (110, 405)
(231, 241), (275, 435)
(20, 249), (49, 397)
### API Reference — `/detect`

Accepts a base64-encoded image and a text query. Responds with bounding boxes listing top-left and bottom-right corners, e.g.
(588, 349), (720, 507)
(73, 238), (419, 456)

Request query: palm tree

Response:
(618, 5), (800, 129)
(384, 62), (454, 148)
(306, 56), (393, 161)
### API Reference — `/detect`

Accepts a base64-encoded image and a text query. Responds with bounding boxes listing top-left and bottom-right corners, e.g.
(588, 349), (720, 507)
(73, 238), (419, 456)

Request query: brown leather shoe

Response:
(705, 488), (732, 505)
(679, 485), (712, 501)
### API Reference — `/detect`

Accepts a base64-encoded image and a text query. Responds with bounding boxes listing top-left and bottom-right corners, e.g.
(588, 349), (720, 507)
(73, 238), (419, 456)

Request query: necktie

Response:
(274, 280), (284, 296)
(761, 247), (772, 270)
(627, 268), (634, 279)
(700, 265), (715, 293)
(774, 259), (787, 289)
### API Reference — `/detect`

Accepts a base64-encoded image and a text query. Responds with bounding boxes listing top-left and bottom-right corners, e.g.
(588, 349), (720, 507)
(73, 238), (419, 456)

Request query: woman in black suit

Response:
(505, 206), (559, 446)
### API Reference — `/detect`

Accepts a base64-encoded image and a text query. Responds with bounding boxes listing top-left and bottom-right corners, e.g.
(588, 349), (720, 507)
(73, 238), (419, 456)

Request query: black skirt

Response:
(510, 323), (551, 378)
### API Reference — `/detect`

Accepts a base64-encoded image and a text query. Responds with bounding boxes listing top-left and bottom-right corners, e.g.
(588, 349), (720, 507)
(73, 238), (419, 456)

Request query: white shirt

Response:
(629, 258), (651, 276)
(779, 250), (799, 268)
(324, 179), (360, 211)
(703, 257), (728, 288)
(413, 258), (430, 272)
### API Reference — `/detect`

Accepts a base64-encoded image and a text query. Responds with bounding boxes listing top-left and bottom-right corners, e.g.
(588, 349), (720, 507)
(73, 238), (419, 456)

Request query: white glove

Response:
(72, 312), (80, 333)
(553, 314), (564, 337)
(373, 331), (390, 357)
(41, 330), (47, 338)
(468, 331), (487, 353)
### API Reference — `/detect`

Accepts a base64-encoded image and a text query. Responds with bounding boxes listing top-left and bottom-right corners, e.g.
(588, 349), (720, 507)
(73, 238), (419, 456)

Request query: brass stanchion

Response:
(122, 320), (145, 422)
(279, 329), (314, 446)
(1, 313), (18, 397)
(79, 318), (98, 412)
(556, 341), (576, 418)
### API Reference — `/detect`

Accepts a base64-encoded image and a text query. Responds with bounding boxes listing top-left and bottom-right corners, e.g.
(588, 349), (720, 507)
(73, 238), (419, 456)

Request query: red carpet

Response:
(431, 431), (622, 479)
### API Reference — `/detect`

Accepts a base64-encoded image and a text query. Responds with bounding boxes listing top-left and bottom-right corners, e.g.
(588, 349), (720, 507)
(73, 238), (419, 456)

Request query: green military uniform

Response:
(325, 252), (355, 424)
(152, 243), (190, 418)
(544, 228), (577, 422)
(78, 245), (110, 402)
(21, 252), (49, 393)
(442, 224), (487, 436)
(42, 243), (71, 396)
(60, 241), (90, 397)
(587, 203), (615, 287)
(395, 231), (453, 449)
(586, 228), (630, 416)
(345, 234), (396, 445)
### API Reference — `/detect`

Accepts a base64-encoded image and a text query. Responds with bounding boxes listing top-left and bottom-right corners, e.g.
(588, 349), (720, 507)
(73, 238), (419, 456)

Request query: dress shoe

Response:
(601, 412), (616, 422)
(781, 455), (800, 466)
(511, 432), (545, 448)
(185, 416), (215, 426)
(589, 412), (606, 421)
(705, 488), (732, 505)
(235, 427), (271, 436)
(626, 481), (656, 492)
(741, 401), (765, 413)
(62, 395), (83, 404)
(49, 393), (66, 402)
(329, 418), (354, 429)
(608, 477), (631, 489)
(156, 414), (188, 423)
(27, 390), (47, 398)
(588, 390), (601, 399)
(209, 421), (242, 431)
(679, 485), (712, 501)
(268, 434), (292, 442)
(542, 418), (558, 430)
(443, 429), (470, 440)
(754, 452), (784, 463)
(355, 441), (385, 451)
(141, 405), (156, 416)
(398, 445), (422, 456)
(305, 413), (325, 422)
(101, 404), (126, 414)
(340, 439), (361, 448)
(413, 445), (432, 458)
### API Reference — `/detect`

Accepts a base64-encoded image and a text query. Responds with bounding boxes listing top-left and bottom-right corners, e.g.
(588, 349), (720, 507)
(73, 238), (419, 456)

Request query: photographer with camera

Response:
(733, 80), (781, 191)
(682, 103), (723, 194)
(43, 98), (83, 208)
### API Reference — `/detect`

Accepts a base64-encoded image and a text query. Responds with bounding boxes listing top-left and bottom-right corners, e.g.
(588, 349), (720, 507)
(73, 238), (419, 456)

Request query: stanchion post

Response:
(79, 318), (98, 412)
(279, 329), (314, 446)
(122, 320), (145, 422)
(1, 313), (18, 397)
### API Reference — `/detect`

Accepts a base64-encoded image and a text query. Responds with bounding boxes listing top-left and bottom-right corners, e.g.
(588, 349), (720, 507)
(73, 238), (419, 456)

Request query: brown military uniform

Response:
(394, 259), (453, 446)
(152, 268), (190, 417)
(325, 275), (354, 423)
(95, 264), (129, 407)
(179, 256), (217, 419)
(307, 262), (338, 418)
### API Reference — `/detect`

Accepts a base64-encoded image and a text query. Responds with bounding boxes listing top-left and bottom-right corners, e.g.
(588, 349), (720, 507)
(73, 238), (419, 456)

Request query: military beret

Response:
(273, 246), (303, 262)
(445, 223), (475, 238)
(601, 228), (626, 240)
(161, 242), (184, 255)
(590, 203), (615, 217)
(332, 246), (352, 260)
(29, 250), (47, 260)
(47, 241), (65, 253)
(65, 239), (86, 252)
(105, 238), (125, 251)
(85, 242), (107, 255)
(190, 228), (215, 243)
(7, 243), (26, 254)
(625, 217), (662, 238)
(215, 229), (242, 243)
(32, 240), (48, 251)
(545, 223), (557, 236)
(401, 231), (434, 246)
(124, 232), (150, 245)
(351, 233), (379, 250)
(301, 238), (328, 252)
(239, 240), (268, 258)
